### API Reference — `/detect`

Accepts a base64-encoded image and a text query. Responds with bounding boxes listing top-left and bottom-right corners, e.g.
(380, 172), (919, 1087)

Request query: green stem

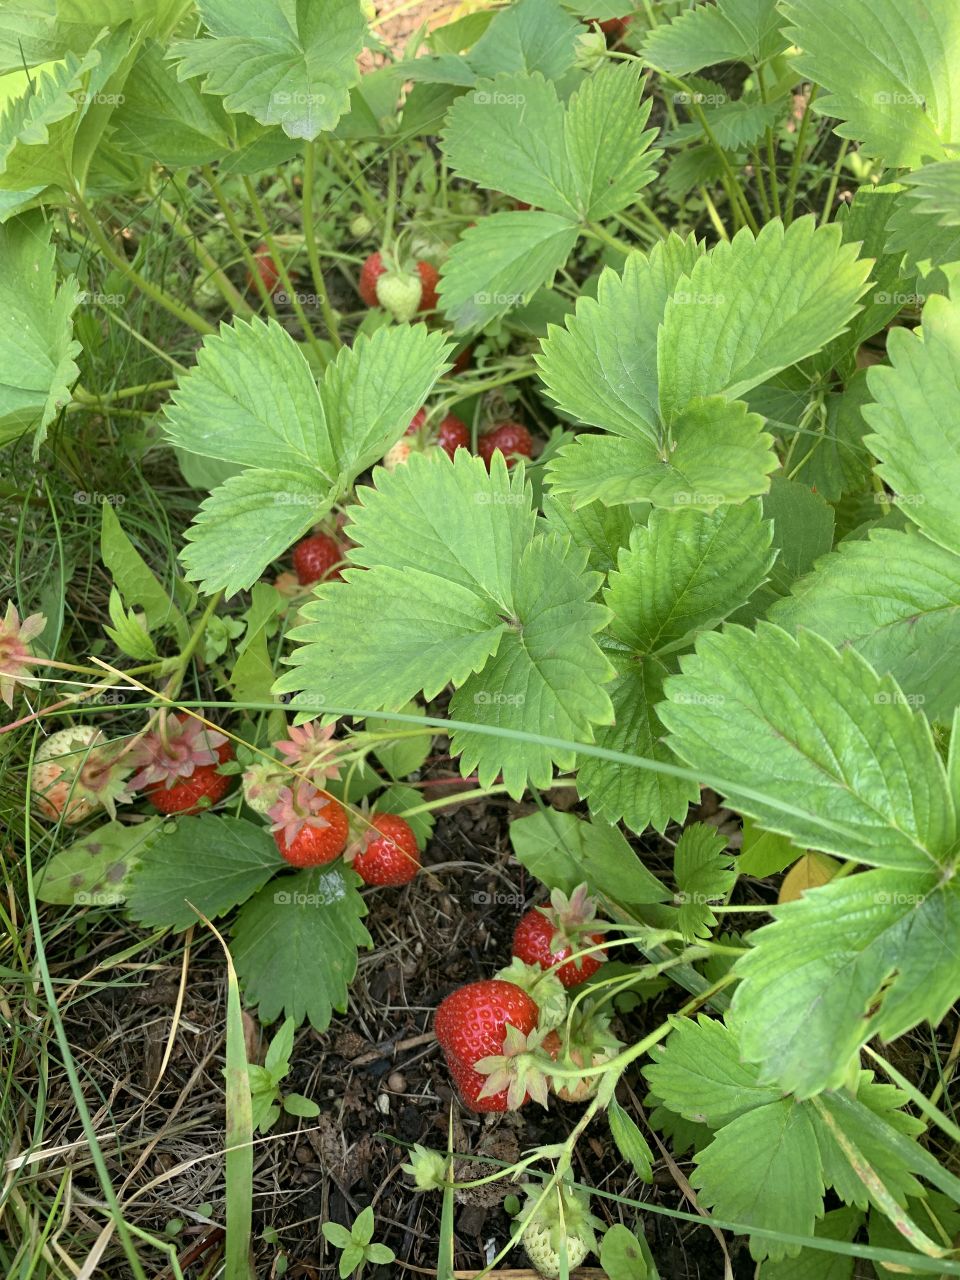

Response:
(71, 379), (177, 407)
(585, 221), (634, 255)
(699, 186), (730, 240)
(302, 141), (343, 349)
(158, 196), (253, 316)
(819, 138), (850, 224)
(328, 140), (382, 229)
(758, 67), (782, 219)
(784, 83), (819, 223)
(242, 176), (327, 365)
(71, 186), (215, 336)
(383, 145), (398, 247)
(201, 165), (281, 323)
(749, 145), (772, 221)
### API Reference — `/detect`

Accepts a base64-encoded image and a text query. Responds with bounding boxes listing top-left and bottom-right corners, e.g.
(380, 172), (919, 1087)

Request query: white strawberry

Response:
(31, 726), (132, 823)
(376, 269), (423, 322)
(518, 1180), (601, 1279)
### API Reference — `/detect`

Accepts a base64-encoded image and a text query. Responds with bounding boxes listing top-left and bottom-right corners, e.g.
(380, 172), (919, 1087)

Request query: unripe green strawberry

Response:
(376, 269), (423, 322)
(350, 212), (374, 238)
(32, 727), (132, 823)
(518, 1182), (602, 1279)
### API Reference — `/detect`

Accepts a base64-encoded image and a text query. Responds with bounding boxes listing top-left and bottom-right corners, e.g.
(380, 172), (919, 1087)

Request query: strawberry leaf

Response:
(731, 867), (960, 1095)
(36, 818), (163, 907)
(673, 823), (736, 941)
(437, 212), (579, 332)
(0, 213), (81, 452)
(467, 0), (584, 80)
(771, 528), (960, 723)
(278, 453), (616, 796)
(864, 292), (960, 558)
(168, 0), (367, 139)
(125, 816), (284, 931)
(642, 0), (787, 74)
(782, 0), (960, 167)
(231, 865), (371, 1031)
(660, 623), (956, 870)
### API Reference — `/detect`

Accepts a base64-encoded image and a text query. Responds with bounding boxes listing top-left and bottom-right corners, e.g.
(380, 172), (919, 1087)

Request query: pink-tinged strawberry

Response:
(358, 250), (386, 307)
(435, 979), (539, 1112)
(541, 1003), (622, 1102)
(347, 813), (420, 886)
(248, 241), (280, 294)
(0, 601), (45, 708)
(383, 439), (421, 470)
(436, 414), (469, 458)
(478, 422), (533, 469)
(130, 714), (234, 815)
(292, 533), (343, 586)
(31, 726), (133, 823)
(417, 260), (440, 311)
(405, 408), (428, 436)
(512, 884), (606, 988)
(269, 780), (348, 866)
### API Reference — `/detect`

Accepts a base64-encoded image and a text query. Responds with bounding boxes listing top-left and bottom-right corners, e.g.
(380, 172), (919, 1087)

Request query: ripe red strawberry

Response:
(269, 781), (349, 867)
(405, 408), (427, 436)
(435, 979), (539, 1111)
(351, 813), (420, 886)
(417, 260), (440, 311)
(292, 533), (343, 585)
(145, 739), (234, 815)
(478, 422), (533, 469)
(358, 250), (386, 307)
(512, 885), (606, 988)
(249, 241), (280, 294)
(436, 414), (469, 458)
(450, 344), (473, 375)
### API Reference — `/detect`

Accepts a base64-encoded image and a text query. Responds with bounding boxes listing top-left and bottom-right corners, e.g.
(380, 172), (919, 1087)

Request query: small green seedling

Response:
(247, 1016), (320, 1134)
(322, 1206), (396, 1278)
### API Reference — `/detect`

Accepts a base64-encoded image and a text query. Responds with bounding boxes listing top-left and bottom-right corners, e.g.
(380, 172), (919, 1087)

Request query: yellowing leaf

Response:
(779, 852), (840, 903)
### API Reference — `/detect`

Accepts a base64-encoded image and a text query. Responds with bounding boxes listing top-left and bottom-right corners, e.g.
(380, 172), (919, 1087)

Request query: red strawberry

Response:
(145, 739), (234, 815)
(269, 781), (349, 867)
(586, 14), (629, 40)
(405, 408), (427, 436)
(451, 344), (473, 375)
(249, 241), (280, 294)
(478, 422), (533, 469)
(351, 813), (420, 886)
(292, 533), (343, 585)
(436, 414), (469, 458)
(435, 979), (539, 1111)
(512, 885), (606, 988)
(417, 260), (440, 311)
(358, 251), (386, 307)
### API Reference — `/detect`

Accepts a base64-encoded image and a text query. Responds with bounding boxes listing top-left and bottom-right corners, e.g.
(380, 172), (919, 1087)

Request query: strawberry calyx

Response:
(493, 957), (568, 1030)
(268, 778), (340, 846)
(473, 1023), (554, 1110)
(129, 713), (228, 792)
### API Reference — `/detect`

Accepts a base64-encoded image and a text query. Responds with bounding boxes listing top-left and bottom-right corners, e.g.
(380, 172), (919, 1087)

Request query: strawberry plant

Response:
(4, 0), (960, 1273)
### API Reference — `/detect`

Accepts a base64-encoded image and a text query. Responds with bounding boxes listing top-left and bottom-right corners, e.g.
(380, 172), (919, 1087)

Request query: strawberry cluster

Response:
(433, 884), (618, 1113)
(384, 412), (533, 472)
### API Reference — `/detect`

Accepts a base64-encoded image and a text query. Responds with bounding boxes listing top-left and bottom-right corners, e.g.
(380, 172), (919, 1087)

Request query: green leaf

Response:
(100, 502), (182, 634)
(467, 0), (584, 80)
(352, 1206), (374, 1246)
(643, 1015), (783, 1126)
(758, 1206), (862, 1280)
(782, 0), (960, 167)
(864, 292), (960, 558)
(111, 39), (231, 166)
(230, 583), (283, 704)
(608, 1098), (654, 1184)
(232, 865), (371, 1031)
(36, 818), (162, 906)
(737, 818), (801, 878)
(884, 178), (960, 282)
(660, 623), (956, 871)
(536, 235), (704, 444)
(692, 1100), (824, 1261)
(899, 160), (960, 228)
(541, 491), (640, 577)
(105, 586), (158, 660)
(437, 212), (579, 331)
(0, 212), (80, 449)
(179, 468), (333, 597)
(576, 656), (697, 835)
(657, 218), (873, 422)
(250, 1094), (280, 1133)
(605, 500), (774, 655)
(673, 823), (736, 941)
(279, 453), (615, 796)
(756, 476), (835, 599)
(447, 532), (614, 792)
(368, 702), (433, 780)
(126, 816), (283, 932)
(545, 397), (777, 510)
(338, 1244), (364, 1278)
(508, 809), (669, 905)
(731, 866), (960, 1095)
(771, 528), (960, 723)
(365, 1243), (395, 1264)
(563, 64), (659, 221)
(282, 1093), (320, 1117)
(169, 0), (367, 139)
(440, 72), (575, 216)
(643, 0), (787, 74)
(599, 1223), (649, 1280)
(263, 1016), (295, 1079)
(322, 1222), (354, 1249)
(375, 782), (435, 850)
